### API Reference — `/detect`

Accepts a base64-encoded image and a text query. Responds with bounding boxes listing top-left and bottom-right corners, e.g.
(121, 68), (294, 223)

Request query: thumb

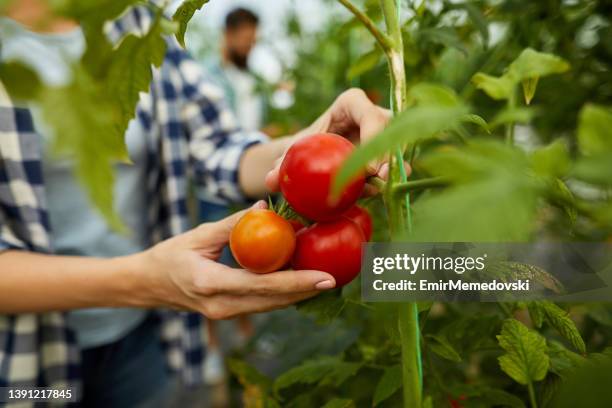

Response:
(215, 200), (268, 235)
(190, 200), (268, 245)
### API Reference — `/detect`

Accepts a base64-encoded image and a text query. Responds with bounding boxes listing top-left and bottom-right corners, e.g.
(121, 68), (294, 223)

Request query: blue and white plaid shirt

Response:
(0, 7), (267, 400)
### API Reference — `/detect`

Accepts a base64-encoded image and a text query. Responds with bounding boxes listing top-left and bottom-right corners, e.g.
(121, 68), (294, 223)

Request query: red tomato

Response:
(344, 205), (373, 241)
(292, 217), (365, 287)
(230, 209), (296, 273)
(279, 133), (365, 221)
(287, 219), (305, 233)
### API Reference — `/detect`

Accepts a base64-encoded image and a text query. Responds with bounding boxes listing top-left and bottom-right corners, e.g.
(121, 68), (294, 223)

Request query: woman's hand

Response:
(134, 201), (336, 319)
(239, 88), (408, 198)
(264, 88), (405, 195)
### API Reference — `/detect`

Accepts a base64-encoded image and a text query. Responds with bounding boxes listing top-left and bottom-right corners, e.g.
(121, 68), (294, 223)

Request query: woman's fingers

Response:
(265, 165), (281, 192)
(196, 262), (336, 297)
(265, 88), (392, 193)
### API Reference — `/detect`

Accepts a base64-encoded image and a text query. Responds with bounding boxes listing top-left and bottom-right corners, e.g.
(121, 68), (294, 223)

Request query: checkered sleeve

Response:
(171, 48), (269, 204)
(0, 221), (27, 252)
(0, 105), (50, 253)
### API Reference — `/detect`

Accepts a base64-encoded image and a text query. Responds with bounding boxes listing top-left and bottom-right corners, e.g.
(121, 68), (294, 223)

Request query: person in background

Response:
(208, 7), (264, 131)
(198, 7), (263, 386)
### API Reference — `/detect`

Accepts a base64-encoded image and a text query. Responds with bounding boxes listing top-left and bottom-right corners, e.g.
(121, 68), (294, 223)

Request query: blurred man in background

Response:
(198, 7), (263, 386)
(208, 7), (264, 131)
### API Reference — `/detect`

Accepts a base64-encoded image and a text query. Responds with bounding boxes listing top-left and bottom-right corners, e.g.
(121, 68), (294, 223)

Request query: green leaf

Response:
(442, 314), (502, 355)
(347, 48), (382, 80)
(461, 113), (490, 133)
(426, 334), (462, 362)
(472, 73), (514, 100)
(408, 82), (460, 107)
(322, 398), (354, 408)
(274, 357), (361, 393)
(419, 27), (468, 55)
(410, 182), (535, 240)
(40, 67), (127, 231)
(507, 48), (570, 82)
(549, 179), (577, 224)
(497, 319), (549, 385)
(577, 104), (612, 156)
(411, 141), (539, 241)
(0, 61), (42, 100)
(296, 290), (346, 324)
(572, 154), (612, 186)
(538, 302), (586, 353)
(476, 388), (527, 407)
(228, 359), (280, 408)
(522, 77), (539, 105)
(422, 396), (433, 408)
(474, 49), (568, 102)
(333, 105), (467, 194)
(228, 358), (273, 390)
(373, 365), (402, 406)
(106, 16), (167, 134)
(549, 353), (612, 407)
(53, 0), (140, 25)
(528, 302), (545, 329)
(547, 340), (585, 377)
(484, 262), (564, 294)
(530, 139), (570, 177)
(490, 107), (538, 128)
(173, 0), (210, 48)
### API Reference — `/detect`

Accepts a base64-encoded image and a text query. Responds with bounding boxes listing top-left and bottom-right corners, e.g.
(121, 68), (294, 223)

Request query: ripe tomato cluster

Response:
(230, 133), (372, 286)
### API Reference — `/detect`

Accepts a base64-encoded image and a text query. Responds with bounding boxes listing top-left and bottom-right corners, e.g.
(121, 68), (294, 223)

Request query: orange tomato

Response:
(230, 209), (296, 273)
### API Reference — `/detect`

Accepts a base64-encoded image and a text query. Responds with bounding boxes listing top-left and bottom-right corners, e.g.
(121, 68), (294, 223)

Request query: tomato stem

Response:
(337, 1), (423, 406)
(506, 86), (517, 145)
(393, 177), (450, 195)
(380, 1), (422, 408)
(528, 381), (538, 408)
(273, 196), (310, 225)
(399, 303), (423, 408)
(337, 0), (393, 52)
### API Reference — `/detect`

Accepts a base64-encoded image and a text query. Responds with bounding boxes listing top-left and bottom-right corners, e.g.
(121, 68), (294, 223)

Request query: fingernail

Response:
(315, 280), (335, 290)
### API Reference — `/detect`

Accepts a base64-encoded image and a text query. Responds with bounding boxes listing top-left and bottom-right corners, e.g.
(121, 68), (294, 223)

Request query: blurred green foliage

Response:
(268, 0), (611, 139)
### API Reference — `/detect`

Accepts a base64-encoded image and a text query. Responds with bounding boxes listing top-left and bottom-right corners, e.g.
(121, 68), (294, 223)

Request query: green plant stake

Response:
(337, 0), (423, 406)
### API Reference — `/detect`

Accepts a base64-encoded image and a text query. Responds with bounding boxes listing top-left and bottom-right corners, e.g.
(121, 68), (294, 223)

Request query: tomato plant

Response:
(230, 209), (296, 273)
(280, 133), (365, 221)
(292, 217), (364, 287)
(228, 1), (612, 408)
